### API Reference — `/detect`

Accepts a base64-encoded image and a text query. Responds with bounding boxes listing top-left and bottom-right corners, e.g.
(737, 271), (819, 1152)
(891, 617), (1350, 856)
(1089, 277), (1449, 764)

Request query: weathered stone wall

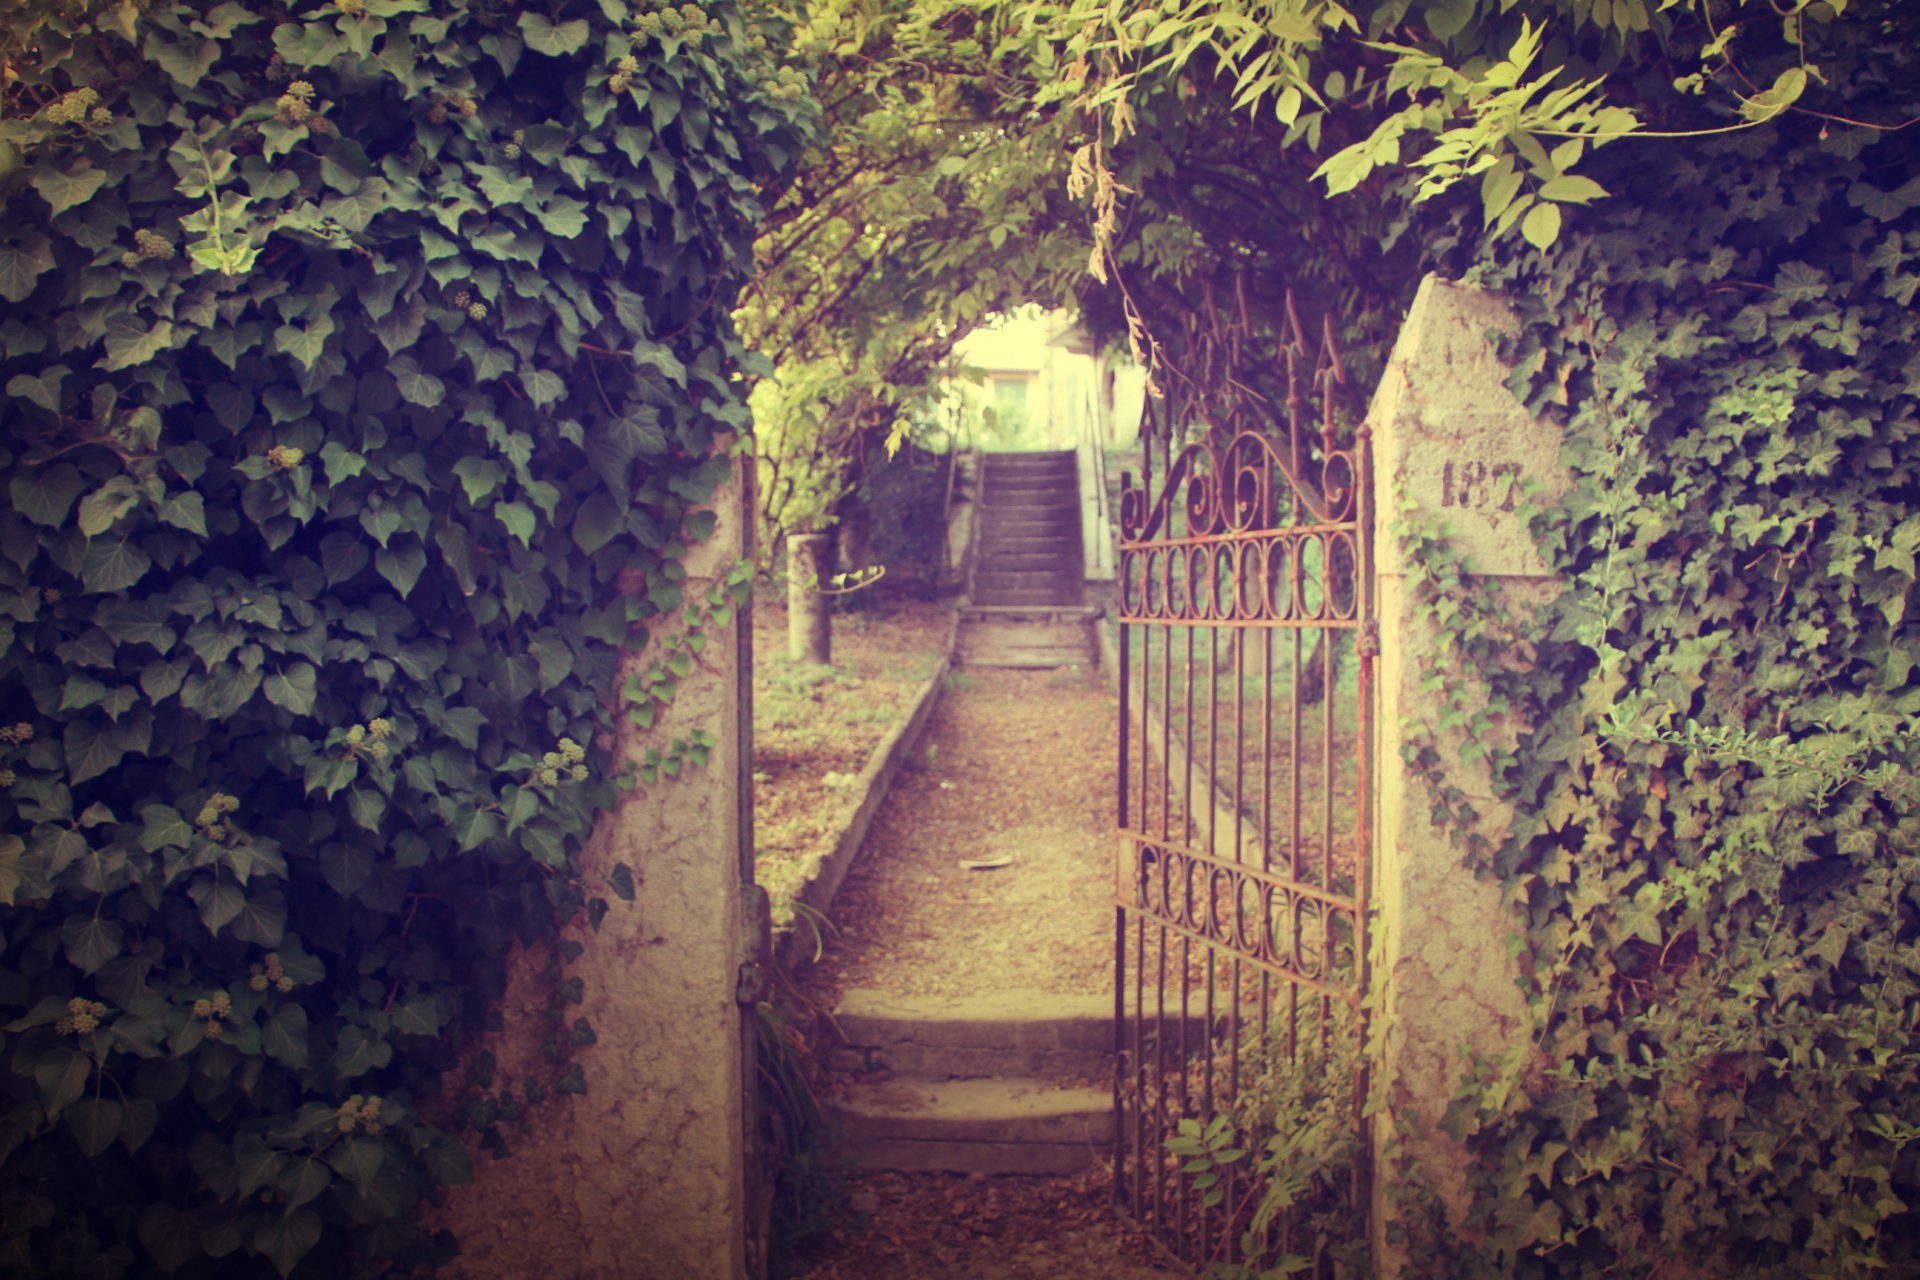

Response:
(1368, 276), (1566, 1271)
(432, 462), (753, 1280)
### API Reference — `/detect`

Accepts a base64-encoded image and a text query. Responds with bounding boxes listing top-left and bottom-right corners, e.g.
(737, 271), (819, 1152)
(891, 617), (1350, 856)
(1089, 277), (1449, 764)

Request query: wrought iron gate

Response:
(1113, 412), (1374, 1275)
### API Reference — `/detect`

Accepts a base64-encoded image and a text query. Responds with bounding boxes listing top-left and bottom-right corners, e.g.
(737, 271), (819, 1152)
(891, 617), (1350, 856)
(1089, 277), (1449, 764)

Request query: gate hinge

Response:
(736, 961), (768, 1005)
(1357, 621), (1381, 659)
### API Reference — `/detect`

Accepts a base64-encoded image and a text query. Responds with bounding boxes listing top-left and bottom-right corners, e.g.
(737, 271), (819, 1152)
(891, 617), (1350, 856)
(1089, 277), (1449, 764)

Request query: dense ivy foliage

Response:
(0, 1), (806, 1274)
(1410, 24), (1920, 1273)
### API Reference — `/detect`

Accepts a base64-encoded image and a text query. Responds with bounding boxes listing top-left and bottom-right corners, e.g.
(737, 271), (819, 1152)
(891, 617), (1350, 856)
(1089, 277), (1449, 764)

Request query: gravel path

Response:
(797, 664), (1119, 1007)
(788, 663), (1185, 1280)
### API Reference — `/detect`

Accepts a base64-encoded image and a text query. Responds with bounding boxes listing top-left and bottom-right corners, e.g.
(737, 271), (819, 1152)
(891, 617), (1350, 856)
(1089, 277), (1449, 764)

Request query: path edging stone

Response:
(774, 610), (960, 970)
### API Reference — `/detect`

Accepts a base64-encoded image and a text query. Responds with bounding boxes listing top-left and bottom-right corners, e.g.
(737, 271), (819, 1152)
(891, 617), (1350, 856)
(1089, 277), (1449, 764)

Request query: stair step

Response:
(983, 450), (1075, 466)
(974, 591), (1086, 607)
(832, 1077), (1113, 1174)
(959, 605), (1104, 623)
(957, 647), (1096, 670)
(979, 556), (1077, 573)
(827, 988), (1111, 1078)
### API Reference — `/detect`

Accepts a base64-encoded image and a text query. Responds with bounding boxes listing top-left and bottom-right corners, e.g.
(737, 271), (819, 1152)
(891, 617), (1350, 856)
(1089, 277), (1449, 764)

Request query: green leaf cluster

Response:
(740, 0), (1086, 550)
(0, 0), (806, 1273)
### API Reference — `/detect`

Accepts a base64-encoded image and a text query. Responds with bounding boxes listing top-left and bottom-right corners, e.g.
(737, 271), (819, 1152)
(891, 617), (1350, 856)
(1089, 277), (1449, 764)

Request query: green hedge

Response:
(0, 2), (805, 1275)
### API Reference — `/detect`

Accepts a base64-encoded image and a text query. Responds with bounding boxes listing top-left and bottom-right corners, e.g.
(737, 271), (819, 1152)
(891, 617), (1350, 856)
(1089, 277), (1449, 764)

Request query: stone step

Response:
(975, 579), (1082, 602)
(831, 1076), (1114, 1174)
(978, 500), (1077, 518)
(960, 605), (1105, 624)
(979, 517), (1079, 536)
(983, 450), (1076, 468)
(982, 471), (1075, 485)
(957, 622), (1098, 670)
(827, 988), (1112, 1079)
(974, 589), (1086, 607)
(978, 556), (1077, 575)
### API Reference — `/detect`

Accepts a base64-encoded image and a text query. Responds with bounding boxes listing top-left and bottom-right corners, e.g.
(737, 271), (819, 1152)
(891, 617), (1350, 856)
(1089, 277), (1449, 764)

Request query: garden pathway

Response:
(789, 663), (1183, 1279)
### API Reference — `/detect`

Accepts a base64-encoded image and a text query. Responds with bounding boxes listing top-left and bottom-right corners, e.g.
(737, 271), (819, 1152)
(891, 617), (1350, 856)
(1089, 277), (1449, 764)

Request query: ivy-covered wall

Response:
(0, 2), (806, 1275)
(1394, 21), (1920, 1276)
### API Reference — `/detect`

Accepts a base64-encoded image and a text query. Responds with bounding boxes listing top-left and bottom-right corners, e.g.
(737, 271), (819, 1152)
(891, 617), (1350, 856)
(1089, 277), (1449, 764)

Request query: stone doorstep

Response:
(825, 988), (1212, 1078)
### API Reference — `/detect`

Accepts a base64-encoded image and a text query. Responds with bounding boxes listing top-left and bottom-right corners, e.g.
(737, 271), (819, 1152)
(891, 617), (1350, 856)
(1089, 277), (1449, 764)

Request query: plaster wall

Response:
(1368, 276), (1566, 1270)
(432, 464), (751, 1280)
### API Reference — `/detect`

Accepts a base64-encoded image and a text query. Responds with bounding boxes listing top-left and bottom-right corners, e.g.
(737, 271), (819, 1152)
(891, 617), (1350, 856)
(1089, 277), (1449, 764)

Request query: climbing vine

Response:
(0, 1), (807, 1275)
(1387, 15), (1920, 1274)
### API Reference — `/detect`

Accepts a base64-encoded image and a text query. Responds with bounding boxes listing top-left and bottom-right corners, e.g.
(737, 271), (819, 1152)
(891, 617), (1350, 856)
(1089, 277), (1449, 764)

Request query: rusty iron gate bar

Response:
(1113, 424), (1374, 1277)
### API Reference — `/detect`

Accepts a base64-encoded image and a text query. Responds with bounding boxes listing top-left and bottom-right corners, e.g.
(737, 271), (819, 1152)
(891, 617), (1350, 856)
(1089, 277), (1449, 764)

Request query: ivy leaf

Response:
(65, 718), (127, 784)
(564, 491), (624, 558)
(158, 492), (209, 535)
(205, 382), (256, 433)
(451, 808), (501, 852)
(347, 788), (387, 832)
(230, 891), (287, 946)
(62, 915), (124, 974)
(495, 501), (537, 546)
(7, 363), (69, 412)
(632, 341), (688, 387)
(519, 12), (590, 55)
(81, 538), (153, 593)
(102, 314), (175, 371)
(252, 1209), (322, 1279)
(148, 33), (220, 87)
(320, 843), (373, 897)
(140, 804), (194, 852)
(332, 1026), (392, 1081)
(610, 862), (636, 901)
(191, 878), (245, 935)
(78, 477), (142, 537)
(1774, 260), (1828, 304)
(321, 531), (371, 585)
(389, 354), (446, 408)
(522, 367), (566, 407)
(375, 540), (427, 598)
(0, 835), (23, 907)
(274, 314), (336, 371)
(137, 1203), (201, 1273)
(262, 1004), (310, 1069)
(390, 996), (442, 1037)
(32, 161), (109, 216)
(12, 464), (88, 527)
(0, 233), (55, 303)
(263, 662), (318, 716)
(66, 1099), (125, 1159)
(452, 457), (507, 506)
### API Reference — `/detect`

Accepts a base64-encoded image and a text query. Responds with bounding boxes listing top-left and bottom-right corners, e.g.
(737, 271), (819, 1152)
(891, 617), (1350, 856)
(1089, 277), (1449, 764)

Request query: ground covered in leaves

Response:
(790, 1169), (1182, 1280)
(752, 598), (954, 920)
(796, 663), (1118, 1005)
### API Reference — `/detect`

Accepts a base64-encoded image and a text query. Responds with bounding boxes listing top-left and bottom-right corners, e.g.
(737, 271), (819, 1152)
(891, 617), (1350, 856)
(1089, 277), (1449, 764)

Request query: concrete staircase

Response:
(973, 452), (1083, 609)
(825, 989), (1115, 1175)
(960, 452), (1099, 668)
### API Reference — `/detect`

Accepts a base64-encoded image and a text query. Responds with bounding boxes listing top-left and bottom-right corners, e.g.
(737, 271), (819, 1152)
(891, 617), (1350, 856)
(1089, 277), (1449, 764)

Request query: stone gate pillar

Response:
(432, 457), (754, 1280)
(1367, 276), (1569, 1271)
